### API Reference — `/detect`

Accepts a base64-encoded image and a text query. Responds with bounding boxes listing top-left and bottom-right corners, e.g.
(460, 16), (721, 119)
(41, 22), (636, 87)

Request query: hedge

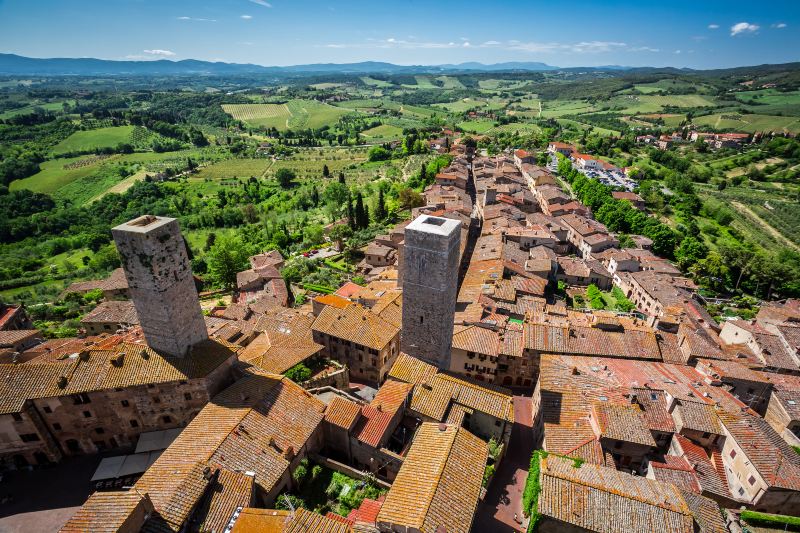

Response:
(740, 510), (800, 531)
(522, 450), (585, 533)
(302, 283), (335, 294)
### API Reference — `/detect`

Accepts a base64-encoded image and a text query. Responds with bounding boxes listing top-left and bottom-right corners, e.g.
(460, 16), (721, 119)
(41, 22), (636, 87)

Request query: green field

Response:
(609, 94), (717, 114)
(693, 113), (800, 134)
(360, 76), (393, 88)
(194, 158), (271, 180)
(222, 103), (291, 129)
(286, 100), (350, 129)
(540, 99), (597, 118)
(9, 155), (118, 194)
(457, 120), (496, 133)
(361, 123), (404, 141)
(436, 76), (465, 89)
(0, 99), (76, 119)
(51, 126), (135, 155)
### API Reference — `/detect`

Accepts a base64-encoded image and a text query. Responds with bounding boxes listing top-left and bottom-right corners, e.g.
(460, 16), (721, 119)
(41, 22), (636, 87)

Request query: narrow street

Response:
(472, 395), (533, 532)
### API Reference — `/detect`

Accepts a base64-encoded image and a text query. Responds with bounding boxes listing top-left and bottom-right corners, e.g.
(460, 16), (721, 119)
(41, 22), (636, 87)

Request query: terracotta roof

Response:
(0, 339), (238, 414)
(81, 301), (140, 326)
(238, 328), (323, 375)
(537, 455), (726, 533)
(452, 325), (500, 357)
(591, 403), (657, 446)
(314, 294), (352, 309)
(354, 404), (394, 448)
(312, 304), (399, 351)
(231, 508), (351, 533)
(674, 401), (723, 435)
(0, 329), (41, 348)
(324, 396), (362, 431)
(194, 469), (255, 533)
(334, 281), (363, 299)
(718, 410), (800, 491)
(649, 455), (702, 493)
(371, 379), (411, 413)
(91, 369), (326, 533)
(672, 434), (730, 498)
(61, 491), (152, 533)
(377, 423), (487, 533)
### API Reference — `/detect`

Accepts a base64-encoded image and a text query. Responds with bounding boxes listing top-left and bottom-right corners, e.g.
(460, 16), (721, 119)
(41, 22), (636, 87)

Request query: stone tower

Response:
(401, 215), (461, 369)
(111, 215), (207, 357)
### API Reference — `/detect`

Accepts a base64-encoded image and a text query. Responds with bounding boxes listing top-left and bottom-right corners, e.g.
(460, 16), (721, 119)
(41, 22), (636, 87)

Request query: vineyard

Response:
(221, 103), (291, 129)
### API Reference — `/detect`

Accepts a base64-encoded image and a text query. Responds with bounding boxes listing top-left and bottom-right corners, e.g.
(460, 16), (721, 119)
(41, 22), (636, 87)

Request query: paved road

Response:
(472, 395), (533, 532)
(0, 455), (99, 533)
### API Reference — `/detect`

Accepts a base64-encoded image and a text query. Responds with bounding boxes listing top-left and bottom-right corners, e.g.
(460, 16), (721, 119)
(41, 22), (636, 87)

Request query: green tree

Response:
(675, 236), (708, 270)
(275, 168), (296, 188)
(368, 146), (391, 162)
(206, 235), (250, 290)
(329, 224), (353, 251)
(323, 181), (349, 219)
(374, 189), (387, 221)
(322, 164), (330, 178)
(354, 192), (369, 229)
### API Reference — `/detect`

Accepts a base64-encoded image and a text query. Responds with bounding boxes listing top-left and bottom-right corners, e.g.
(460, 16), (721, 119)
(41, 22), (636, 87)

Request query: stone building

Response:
(111, 215), (207, 357)
(400, 215), (461, 370)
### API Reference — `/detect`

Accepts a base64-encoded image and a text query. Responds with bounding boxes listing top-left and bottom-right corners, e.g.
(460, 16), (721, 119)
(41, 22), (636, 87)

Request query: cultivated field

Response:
(51, 126), (135, 155)
(222, 103), (291, 129)
(692, 113), (800, 134)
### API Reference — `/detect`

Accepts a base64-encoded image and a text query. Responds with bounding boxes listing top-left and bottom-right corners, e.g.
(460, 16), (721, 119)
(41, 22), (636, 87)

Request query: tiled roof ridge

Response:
(416, 425), (458, 527)
(542, 455), (691, 515)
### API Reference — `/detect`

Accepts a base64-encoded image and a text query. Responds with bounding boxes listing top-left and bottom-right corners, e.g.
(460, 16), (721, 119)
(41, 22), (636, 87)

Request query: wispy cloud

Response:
(730, 22), (759, 36)
(143, 49), (176, 57)
(321, 38), (636, 55)
(241, 14), (253, 19)
(708, 24), (719, 29)
(248, 0), (272, 6)
(177, 16), (216, 22)
(772, 22), (787, 29)
(630, 46), (660, 53)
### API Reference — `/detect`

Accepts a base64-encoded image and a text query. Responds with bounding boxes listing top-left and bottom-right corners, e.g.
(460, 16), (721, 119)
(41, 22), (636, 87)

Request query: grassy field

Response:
(540, 99), (597, 118)
(222, 103), (291, 129)
(51, 126), (134, 155)
(692, 113), (800, 134)
(609, 94), (717, 114)
(556, 118), (620, 137)
(194, 158), (271, 180)
(286, 99), (350, 129)
(436, 76), (465, 89)
(361, 123), (404, 141)
(360, 76), (393, 88)
(0, 99), (76, 119)
(485, 122), (543, 135)
(10, 155), (117, 194)
(457, 120), (496, 133)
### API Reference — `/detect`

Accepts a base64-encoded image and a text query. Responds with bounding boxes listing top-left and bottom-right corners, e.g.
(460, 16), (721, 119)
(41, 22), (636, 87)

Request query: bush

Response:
(740, 510), (800, 532)
(285, 363), (312, 383)
(275, 493), (306, 511)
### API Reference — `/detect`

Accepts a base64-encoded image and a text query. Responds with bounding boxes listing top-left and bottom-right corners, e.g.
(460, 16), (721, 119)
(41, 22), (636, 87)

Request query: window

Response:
(420, 315), (424, 324)
(129, 420), (139, 428)
(738, 487), (745, 496)
(152, 396), (160, 404)
(162, 415), (172, 424)
(11, 413), (22, 422)
(494, 420), (501, 427)
(43, 406), (52, 414)
(730, 449), (737, 459)
(748, 475), (756, 486)
(20, 433), (40, 442)
(701, 432), (710, 439)
(82, 411), (92, 418)
(95, 428), (105, 435)
(72, 393), (91, 405)
(121, 400), (129, 407)
(183, 393), (192, 401)
(52, 423), (62, 431)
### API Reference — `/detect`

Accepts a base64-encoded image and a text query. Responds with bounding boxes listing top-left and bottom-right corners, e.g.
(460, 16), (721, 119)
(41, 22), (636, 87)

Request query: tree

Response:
(275, 168), (296, 188)
(329, 224), (353, 251)
(322, 164), (330, 178)
(419, 162), (427, 185)
(323, 181), (349, 219)
(204, 232), (217, 251)
(354, 192), (369, 229)
(675, 236), (708, 270)
(367, 145), (391, 162)
(398, 188), (424, 210)
(374, 189), (387, 221)
(338, 171), (346, 184)
(206, 235), (250, 290)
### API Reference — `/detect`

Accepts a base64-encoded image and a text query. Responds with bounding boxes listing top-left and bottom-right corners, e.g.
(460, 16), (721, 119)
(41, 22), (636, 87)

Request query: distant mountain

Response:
(0, 54), (562, 76)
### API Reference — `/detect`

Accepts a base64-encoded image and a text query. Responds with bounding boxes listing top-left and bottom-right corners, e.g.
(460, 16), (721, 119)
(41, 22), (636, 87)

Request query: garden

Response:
(276, 460), (387, 518)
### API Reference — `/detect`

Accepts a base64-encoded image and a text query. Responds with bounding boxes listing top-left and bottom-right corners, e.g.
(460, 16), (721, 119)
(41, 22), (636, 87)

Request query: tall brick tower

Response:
(401, 215), (461, 369)
(111, 215), (207, 357)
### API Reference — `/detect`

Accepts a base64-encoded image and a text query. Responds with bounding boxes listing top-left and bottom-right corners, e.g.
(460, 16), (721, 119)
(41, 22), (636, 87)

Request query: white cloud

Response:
(143, 49), (176, 57)
(674, 49), (682, 54)
(708, 24), (719, 29)
(177, 16), (216, 22)
(249, 0), (272, 6)
(241, 14), (253, 19)
(320, 38), (639, 55)
(772, 22), (787, 29)
(730, 22), (759, 36)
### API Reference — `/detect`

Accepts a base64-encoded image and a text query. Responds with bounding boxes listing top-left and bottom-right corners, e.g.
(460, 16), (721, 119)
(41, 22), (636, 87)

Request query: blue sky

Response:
(0, 0), (797, 68)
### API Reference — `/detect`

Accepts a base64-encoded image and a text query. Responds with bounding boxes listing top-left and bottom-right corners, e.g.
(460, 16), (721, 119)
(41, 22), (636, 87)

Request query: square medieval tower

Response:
(401, 215), (461, 369)
(111, 215), (207, 357)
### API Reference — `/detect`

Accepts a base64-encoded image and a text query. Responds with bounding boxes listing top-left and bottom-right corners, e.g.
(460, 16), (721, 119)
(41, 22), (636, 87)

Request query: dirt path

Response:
(731, 201), (800, 251)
